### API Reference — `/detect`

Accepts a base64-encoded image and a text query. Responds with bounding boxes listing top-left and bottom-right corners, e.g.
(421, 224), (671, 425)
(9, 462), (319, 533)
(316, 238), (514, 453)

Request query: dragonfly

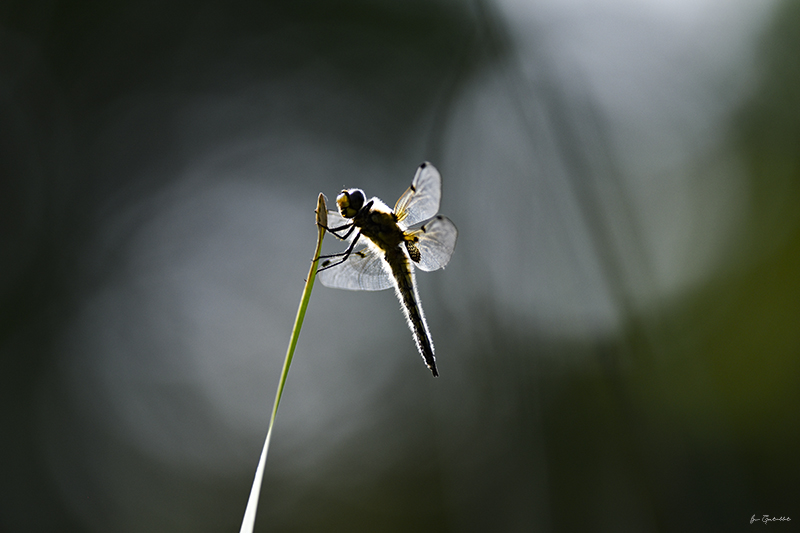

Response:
(317, 162), (457, 377)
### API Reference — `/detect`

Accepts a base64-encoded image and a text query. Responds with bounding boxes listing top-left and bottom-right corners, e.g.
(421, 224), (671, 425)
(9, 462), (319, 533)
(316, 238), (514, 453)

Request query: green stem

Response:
(239, 193), (328, 533)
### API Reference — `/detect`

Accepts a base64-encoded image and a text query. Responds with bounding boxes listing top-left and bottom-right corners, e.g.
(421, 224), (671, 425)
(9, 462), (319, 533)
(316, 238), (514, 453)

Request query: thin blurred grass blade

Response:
(239, 193), (328, 533)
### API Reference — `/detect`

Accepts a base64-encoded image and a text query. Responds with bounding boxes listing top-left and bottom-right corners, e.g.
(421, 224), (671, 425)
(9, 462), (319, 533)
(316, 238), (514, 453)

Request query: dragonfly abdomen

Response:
(384, 247), (438, 377)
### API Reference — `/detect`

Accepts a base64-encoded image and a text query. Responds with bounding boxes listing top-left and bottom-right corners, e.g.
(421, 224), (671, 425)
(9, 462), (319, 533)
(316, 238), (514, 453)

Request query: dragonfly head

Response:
(336, 188), (365, 219)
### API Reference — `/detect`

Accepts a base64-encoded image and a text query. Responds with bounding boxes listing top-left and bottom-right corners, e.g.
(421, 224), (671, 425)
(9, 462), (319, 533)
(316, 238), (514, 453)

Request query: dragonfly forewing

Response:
(394, 162), (442, 227)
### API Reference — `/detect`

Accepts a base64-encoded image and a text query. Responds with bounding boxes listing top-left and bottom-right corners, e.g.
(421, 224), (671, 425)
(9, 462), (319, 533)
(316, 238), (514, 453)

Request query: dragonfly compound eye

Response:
(337, 188), (365, 218)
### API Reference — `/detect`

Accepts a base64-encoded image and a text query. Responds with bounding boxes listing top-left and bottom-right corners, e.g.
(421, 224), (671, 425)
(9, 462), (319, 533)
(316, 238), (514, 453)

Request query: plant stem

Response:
(239, 193), (327, 533)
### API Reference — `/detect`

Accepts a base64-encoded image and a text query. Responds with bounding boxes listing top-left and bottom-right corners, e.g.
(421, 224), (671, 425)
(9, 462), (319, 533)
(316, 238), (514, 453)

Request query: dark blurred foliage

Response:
(1, 0), (798, 532)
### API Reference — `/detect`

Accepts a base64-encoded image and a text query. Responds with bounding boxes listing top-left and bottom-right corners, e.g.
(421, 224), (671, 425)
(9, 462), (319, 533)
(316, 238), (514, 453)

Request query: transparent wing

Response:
(394, 162), (442, 228)
(407, 215), (457, 272)
(318, 245), (393, 291)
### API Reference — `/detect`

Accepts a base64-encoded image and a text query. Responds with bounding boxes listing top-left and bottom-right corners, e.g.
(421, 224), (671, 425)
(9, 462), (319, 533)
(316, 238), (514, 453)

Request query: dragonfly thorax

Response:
(336, 188), (366, 219)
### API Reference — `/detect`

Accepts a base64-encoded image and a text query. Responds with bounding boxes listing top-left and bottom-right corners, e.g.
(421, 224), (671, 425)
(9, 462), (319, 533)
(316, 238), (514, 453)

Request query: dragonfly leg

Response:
(320, 221), (356, 240)
(317, 232), (362, 272)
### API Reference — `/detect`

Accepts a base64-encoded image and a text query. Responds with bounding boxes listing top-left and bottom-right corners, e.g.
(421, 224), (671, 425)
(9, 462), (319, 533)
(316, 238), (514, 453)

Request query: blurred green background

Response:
(1, 0), (797, 531)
